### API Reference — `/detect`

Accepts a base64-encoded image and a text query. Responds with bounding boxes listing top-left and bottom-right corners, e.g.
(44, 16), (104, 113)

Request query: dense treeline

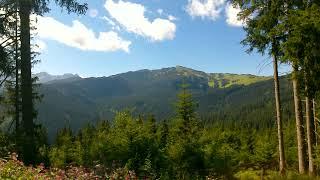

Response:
(2, 84), (320, 179)
(2, 86), (317, 179)
(10, 91), (318, 179)
(199, 76), (295, 129)
(232, 0), (320, 176)
(0, 0), (87, 165)
(36, 72), (286, 141)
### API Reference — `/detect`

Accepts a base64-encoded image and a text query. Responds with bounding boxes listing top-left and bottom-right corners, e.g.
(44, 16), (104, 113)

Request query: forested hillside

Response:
(1, 0), (320, 179)
(35, 66), (292, 140)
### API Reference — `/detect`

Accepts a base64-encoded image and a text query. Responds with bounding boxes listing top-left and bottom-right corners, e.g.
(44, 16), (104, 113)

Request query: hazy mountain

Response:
(36, 66), (293, 141)
(35, 72), (81, 84)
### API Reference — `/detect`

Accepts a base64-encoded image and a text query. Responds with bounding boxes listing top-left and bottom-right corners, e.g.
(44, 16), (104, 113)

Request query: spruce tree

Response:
(175, 83), (197, 138)
(0, 2), (16, 89)
(280, 3), (320, 174)
(159, 119), (169, 150)
(232, 0), (287, 174)
(16, 0), (87, 164)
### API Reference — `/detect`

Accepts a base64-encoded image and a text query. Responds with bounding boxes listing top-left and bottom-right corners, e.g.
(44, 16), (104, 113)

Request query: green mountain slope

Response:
(36, 66), (292, 140)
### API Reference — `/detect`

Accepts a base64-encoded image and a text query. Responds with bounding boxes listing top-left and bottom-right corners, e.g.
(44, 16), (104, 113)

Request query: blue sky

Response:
(34, 0), (290, 78)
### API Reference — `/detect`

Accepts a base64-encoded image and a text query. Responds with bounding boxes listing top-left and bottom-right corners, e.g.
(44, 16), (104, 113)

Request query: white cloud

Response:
(186, 0), (226, 20)
(36, 16), (131, 52)
(89, 9), (99, 18)
(102, 16), (121, 31)
(168, 15), (177, 21)
(225, 3), (244, 27)
(157, 9), (163, 15)
(102, 16), (116, 26)
(105, 0), (176, 41)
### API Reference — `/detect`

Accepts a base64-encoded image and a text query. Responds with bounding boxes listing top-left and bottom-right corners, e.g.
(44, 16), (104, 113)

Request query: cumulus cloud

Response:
(105, 0), (176, 41)
(36, 16), (131, 53)
(186, 0), (225, 20)
(225, 3), (244, 27)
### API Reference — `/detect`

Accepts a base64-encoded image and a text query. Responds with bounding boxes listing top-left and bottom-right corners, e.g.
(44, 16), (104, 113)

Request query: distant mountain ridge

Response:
(36, 66), (271, 87)
(107, 66), (271, 88)
(35, 72), (81, 84)
(34, 66), (291, 141)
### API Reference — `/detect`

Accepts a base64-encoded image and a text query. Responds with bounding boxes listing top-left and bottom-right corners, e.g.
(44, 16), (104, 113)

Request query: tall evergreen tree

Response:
(175, 83), (197, 138)
(0, 1), (16, 89)
(285, 1), (308, 173)
(0, 1), (21, 140)
(14, 1), (20, 139)
(292, 66), (307, 173)
(159, 120), (169, 150)
(232, 0), (287, 174)
(280, 2), (320, 175)
(147, 114), (157, 136)
(16, 0), (87, 164)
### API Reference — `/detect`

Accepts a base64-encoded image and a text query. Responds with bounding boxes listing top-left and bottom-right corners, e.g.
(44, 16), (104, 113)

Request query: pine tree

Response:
(232, 0), (287, 174)
(0, 2), (16, 89)
(16, 0), (87, 164)
(0, 2), (22, 149)
(280, 3), (320, 175)
(147, 114), (157, 136)
(175, 83), (197, 138)
(292, 66), (307, 173)
(159, 120), (169, 149)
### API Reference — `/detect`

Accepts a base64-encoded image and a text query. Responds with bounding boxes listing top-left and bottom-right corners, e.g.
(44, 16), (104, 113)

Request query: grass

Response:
(235, 170), (319, 180)
(208, 74), (271, 88)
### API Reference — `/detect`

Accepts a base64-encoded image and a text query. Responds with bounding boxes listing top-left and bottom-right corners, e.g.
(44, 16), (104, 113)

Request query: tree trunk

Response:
(15, 1), (19, 136)
(314, 99), (318, 174)
(313, 99), (317, 148)
(260, 168), (265, 180)
(273, 55), (286, 175)
(306, 96), (315, 176)
(292, 65), (307, 174)
(19, 0), (35, 165)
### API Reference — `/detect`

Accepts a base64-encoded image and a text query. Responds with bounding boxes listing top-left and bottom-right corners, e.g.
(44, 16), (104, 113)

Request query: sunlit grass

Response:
(208, 74), (271, 88)
(235, 170), (319, 180)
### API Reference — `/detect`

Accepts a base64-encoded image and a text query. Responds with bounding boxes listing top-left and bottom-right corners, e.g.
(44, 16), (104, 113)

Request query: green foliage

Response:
(2, 0), (319, 178)
(0, 2), (16, 89)
(0, 133), (14, 157)
(36, 67), (277, 141)
(280, 4), (320, 98)
(48, 127), (83, 167)
(235, 170), (317, 180)
(43, 82), (301, 179)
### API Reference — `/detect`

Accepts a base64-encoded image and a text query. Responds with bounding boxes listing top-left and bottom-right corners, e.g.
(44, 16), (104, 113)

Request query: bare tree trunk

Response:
(260, 168), (265, 180)
(314, 99), (318, 175)
(15, 1), (19, 136)
(273, 55), (286, 175)
(292, 65), (307, 174)
(313, 99), (317, 146)
(19, 0), (35, 165)
(306, 96), (315, 176)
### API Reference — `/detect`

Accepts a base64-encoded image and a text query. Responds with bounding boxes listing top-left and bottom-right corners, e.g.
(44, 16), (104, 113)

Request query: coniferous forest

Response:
(1, 0), (320, 179)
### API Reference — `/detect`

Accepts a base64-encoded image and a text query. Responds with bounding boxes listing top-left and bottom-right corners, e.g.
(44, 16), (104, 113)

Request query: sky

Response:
(33, 0), (290, 78)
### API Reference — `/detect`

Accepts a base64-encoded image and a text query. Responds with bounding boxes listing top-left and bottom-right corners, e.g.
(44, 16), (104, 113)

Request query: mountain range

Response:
(35, 66), (294, 140)
(36, 72), (81, 84)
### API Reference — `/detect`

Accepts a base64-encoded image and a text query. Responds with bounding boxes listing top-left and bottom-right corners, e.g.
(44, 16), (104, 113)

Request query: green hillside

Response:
(36, 66), (290, 140)
(208, 73), (271, 88)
